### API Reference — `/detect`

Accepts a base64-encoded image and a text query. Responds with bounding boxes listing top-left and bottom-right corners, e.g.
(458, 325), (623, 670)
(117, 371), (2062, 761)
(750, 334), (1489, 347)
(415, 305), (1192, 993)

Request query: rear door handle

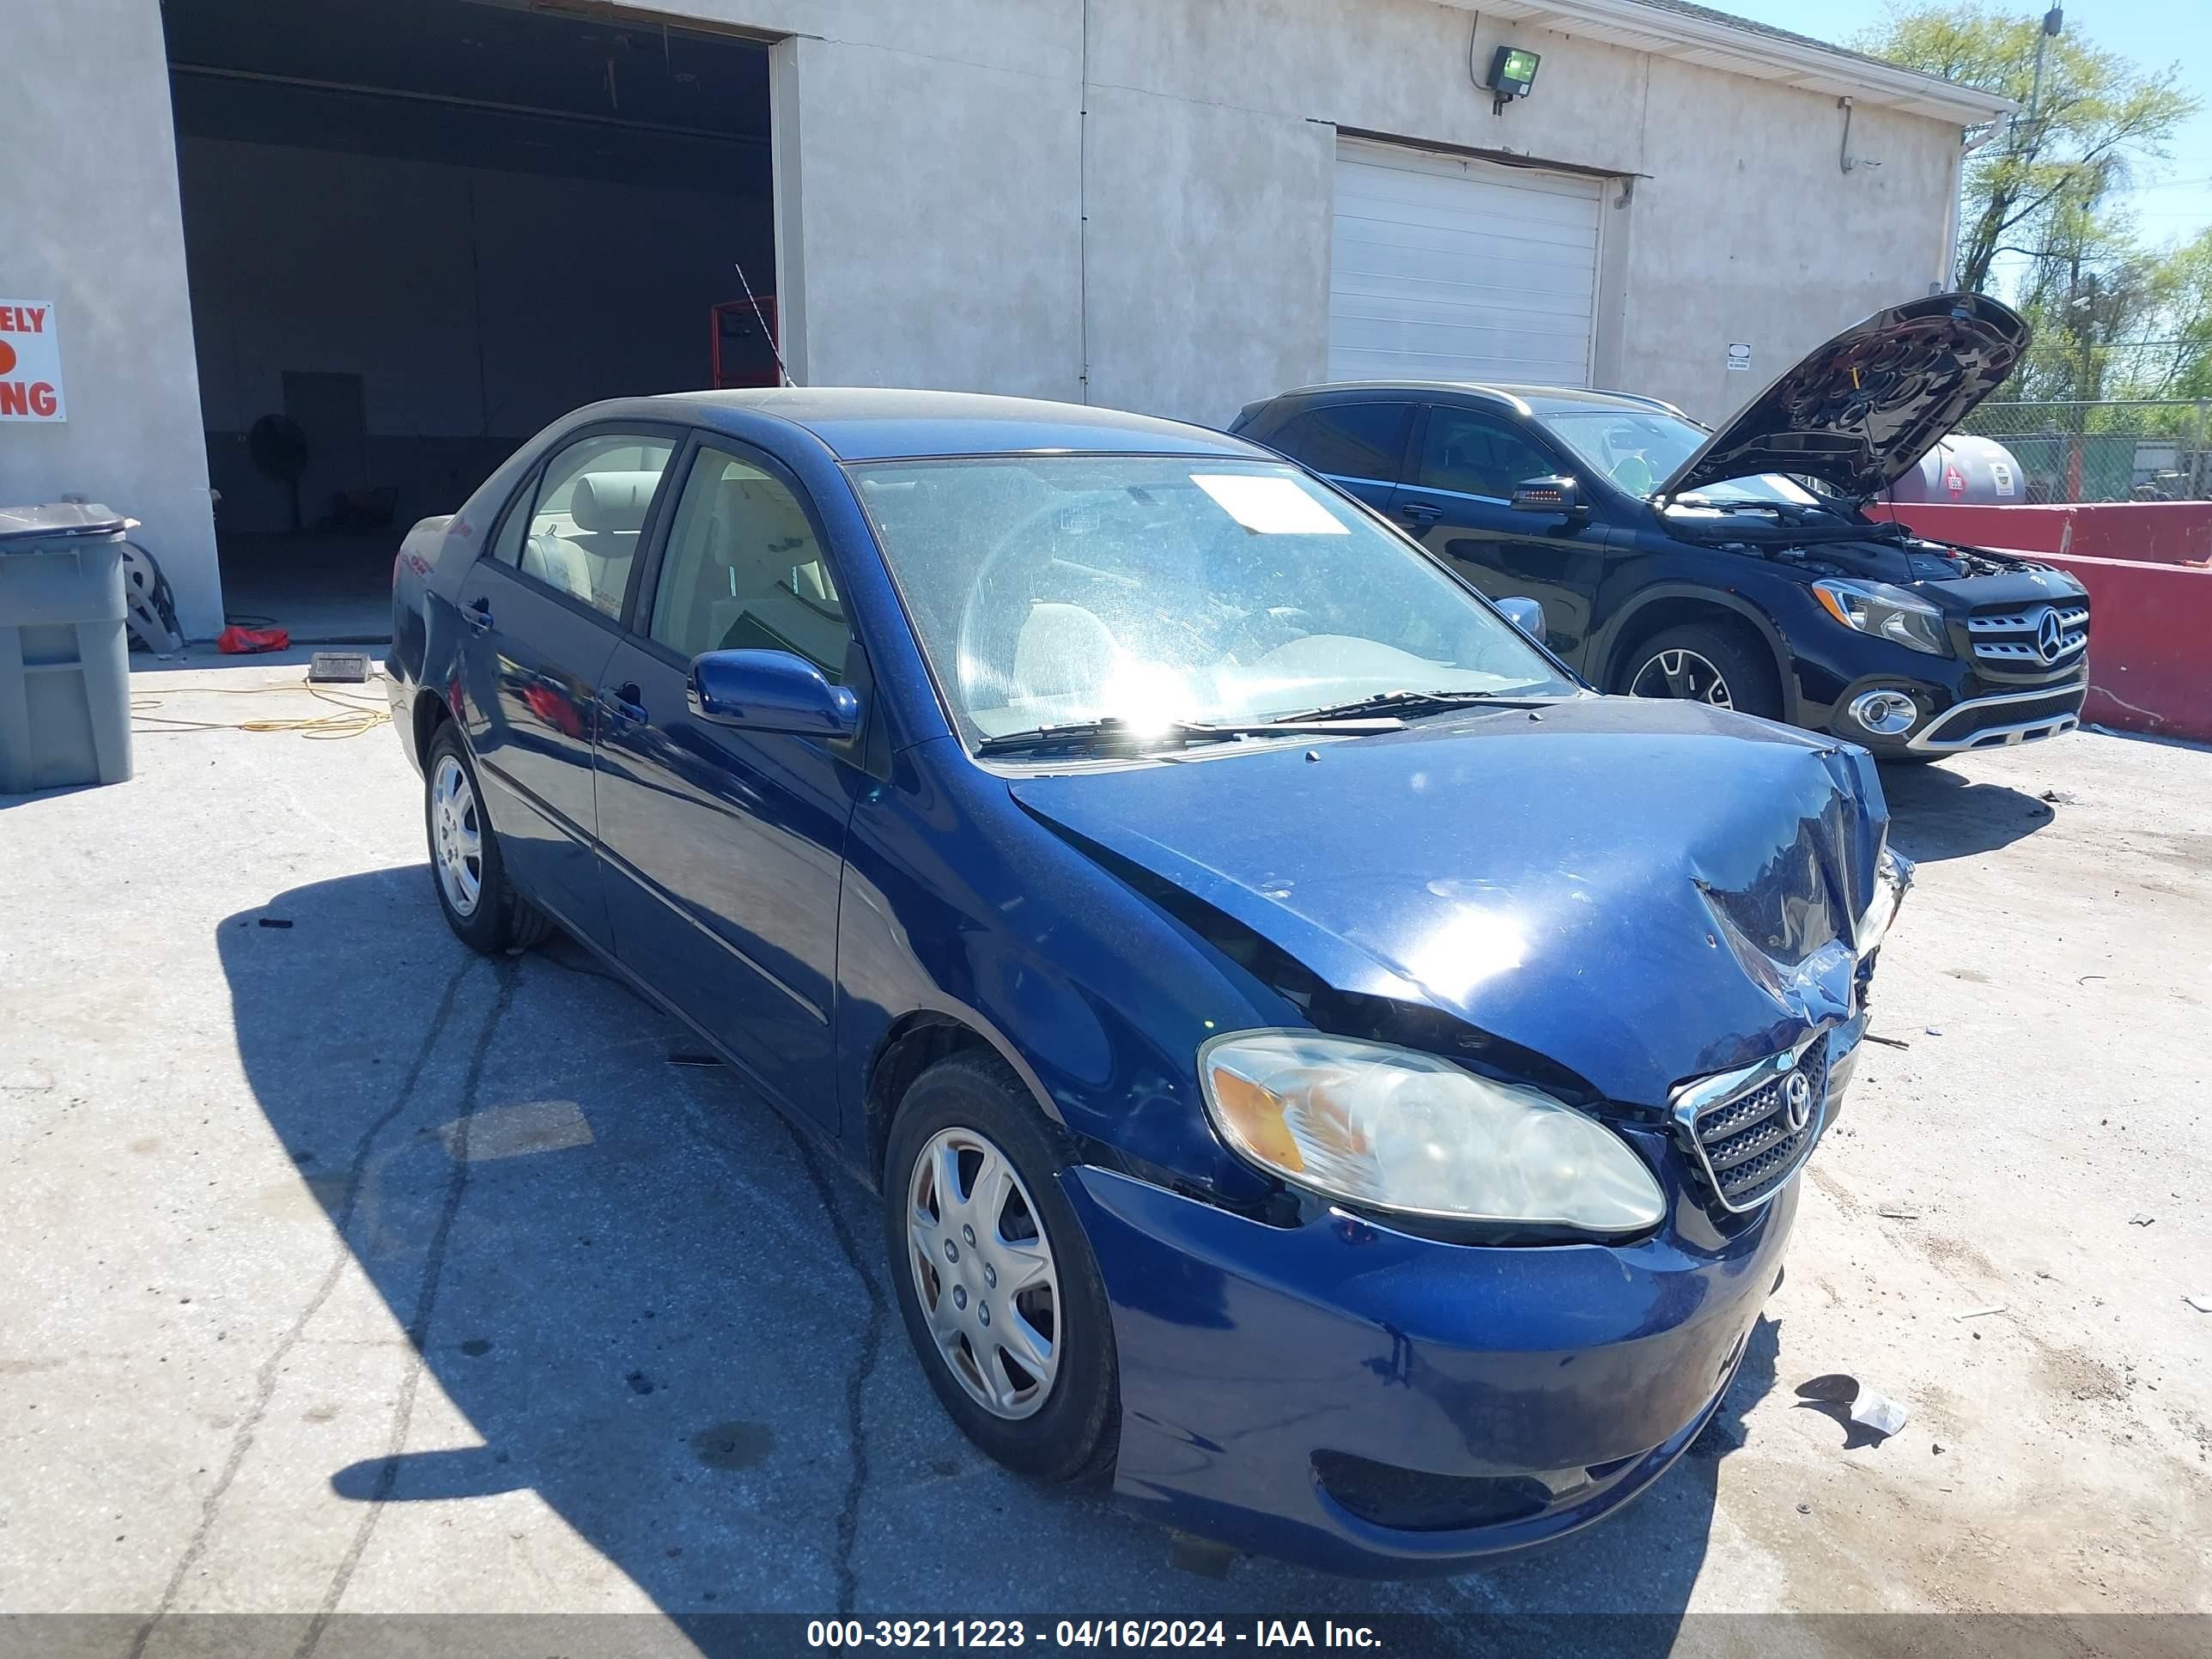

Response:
(599, 683), (647, 725)
(1398, 502), (1443, 528)
(464, 598), (495, 631)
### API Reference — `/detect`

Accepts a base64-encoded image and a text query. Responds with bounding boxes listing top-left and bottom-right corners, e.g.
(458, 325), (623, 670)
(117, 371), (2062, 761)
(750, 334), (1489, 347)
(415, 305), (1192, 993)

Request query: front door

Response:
(453, 428), (678, 948)
(1393, 404), (1610, 672)
(592, 436), (862, 1127)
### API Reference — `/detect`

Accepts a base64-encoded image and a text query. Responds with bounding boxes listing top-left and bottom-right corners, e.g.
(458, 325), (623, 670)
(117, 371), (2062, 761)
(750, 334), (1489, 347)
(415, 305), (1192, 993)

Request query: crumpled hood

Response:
(1011, 697), (1901, 1108)
(1661, 292), (2028, 503)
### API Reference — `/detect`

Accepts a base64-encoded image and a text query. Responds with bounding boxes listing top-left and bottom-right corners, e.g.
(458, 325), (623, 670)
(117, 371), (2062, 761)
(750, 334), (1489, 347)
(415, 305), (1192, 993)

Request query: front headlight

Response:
(1812, 579), (1951, 656)
(1198, 1030), (1666, 1235)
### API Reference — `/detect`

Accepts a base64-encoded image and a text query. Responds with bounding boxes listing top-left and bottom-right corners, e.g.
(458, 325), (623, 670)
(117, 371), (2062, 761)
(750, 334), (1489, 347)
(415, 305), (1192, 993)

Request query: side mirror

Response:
(690, 648), (860, 740)
(1497, 597), (1547, 646)
(1510, 475), (1582, 517)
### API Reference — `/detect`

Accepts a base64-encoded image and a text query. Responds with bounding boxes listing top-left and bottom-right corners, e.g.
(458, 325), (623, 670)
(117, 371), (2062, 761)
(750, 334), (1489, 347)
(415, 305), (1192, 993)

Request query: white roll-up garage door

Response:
(1328, 137), (1604, 386)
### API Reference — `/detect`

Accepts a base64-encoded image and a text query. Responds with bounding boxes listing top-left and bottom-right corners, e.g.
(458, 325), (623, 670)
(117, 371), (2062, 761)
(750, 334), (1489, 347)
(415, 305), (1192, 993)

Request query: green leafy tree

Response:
(1856, 3), (2196, 295)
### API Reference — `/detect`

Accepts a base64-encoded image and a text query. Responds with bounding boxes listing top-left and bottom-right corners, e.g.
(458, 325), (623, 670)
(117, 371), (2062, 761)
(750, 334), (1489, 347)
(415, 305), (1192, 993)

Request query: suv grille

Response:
(1966, 602), (2088, 670)
(1678, 1042), (1829, 1212)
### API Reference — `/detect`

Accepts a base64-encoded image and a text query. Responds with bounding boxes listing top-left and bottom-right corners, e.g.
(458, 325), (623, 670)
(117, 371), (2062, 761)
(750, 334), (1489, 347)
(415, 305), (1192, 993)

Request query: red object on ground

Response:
(2036, 552), (2212, 744)
(217, 624), (290, 654)
(1860, 500), (2212, 744)
(1868, 501), (2212, 567)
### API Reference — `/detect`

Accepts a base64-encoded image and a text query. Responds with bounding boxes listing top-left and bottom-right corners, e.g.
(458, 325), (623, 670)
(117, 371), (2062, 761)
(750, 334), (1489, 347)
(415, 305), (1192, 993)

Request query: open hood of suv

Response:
(1659, 293), (2029, 504)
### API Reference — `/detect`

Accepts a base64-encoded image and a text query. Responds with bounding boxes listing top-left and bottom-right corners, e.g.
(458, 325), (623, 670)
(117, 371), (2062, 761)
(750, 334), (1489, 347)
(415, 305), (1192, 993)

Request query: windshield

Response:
(1538, 408), (1824, 506)
(848, 456), (1573, 746)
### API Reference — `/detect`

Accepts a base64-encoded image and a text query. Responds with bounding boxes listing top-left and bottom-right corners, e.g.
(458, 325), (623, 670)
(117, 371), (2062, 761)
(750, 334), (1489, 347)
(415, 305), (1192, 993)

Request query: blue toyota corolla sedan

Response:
(385, 388), (1910, 1575)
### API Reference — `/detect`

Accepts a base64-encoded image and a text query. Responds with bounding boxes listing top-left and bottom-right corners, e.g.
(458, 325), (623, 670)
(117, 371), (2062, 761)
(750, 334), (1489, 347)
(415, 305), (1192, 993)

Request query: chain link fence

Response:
(1956, 398), (2212, 503)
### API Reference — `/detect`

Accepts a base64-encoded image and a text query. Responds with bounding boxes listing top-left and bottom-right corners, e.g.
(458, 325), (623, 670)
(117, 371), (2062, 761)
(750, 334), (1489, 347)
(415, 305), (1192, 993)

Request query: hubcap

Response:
(1630, 647), (1733, 708)
(906, 1127), (1061, 1420)
(429, 755), (484, 918)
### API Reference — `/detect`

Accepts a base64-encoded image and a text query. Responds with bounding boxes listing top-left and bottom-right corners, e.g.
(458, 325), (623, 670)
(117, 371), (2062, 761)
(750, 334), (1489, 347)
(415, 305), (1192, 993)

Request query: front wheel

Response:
(883, 1054), (1119, 1483)
(1620, 622), (1783, 720)
(422, 723), (555, 953)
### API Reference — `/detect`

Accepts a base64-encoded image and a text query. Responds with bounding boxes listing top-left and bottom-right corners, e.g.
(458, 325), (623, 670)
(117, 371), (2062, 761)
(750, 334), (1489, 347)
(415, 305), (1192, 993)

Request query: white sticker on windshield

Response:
(1191, 473), (1350, 535)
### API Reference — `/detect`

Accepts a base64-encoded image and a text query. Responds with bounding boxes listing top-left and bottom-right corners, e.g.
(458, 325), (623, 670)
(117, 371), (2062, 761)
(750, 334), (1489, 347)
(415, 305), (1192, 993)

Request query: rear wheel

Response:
(422, 723), (555, 954)
(1620, 622), (1783, 720)
(883, 1054), (1118, 1483)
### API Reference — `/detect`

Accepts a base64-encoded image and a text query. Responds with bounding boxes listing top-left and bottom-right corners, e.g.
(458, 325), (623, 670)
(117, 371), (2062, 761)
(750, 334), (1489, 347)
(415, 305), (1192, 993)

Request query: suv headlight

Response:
(1198, 1031), (1665, 1234)
(1812, 579), (1950, 656)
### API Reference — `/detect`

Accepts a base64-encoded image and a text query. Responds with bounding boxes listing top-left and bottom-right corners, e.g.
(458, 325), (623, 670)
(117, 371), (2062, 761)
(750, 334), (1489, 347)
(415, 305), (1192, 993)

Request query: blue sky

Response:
(1721, 1), (2212, 265)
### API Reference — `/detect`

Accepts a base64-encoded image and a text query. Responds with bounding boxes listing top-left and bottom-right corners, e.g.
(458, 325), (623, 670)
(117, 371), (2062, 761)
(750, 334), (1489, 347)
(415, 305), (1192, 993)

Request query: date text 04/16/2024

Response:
(805, 1621), (1382, 1649)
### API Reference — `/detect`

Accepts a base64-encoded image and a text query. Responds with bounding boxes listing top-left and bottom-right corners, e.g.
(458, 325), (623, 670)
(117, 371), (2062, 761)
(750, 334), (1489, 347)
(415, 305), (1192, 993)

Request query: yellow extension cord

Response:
(131, 675), (392, 740)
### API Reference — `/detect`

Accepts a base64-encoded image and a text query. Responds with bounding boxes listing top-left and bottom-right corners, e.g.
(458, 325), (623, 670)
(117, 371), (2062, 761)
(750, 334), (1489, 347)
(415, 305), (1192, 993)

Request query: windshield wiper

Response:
(973, 714), (1403, 757)
(1270, 688), (1563, 723)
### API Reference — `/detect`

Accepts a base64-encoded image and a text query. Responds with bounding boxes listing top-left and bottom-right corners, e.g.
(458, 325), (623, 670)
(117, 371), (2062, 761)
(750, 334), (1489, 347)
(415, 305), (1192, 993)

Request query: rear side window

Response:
(1416, 410), (1558, 501)
(1264, 402), (1412, 483)
(517, 433), (676, 618)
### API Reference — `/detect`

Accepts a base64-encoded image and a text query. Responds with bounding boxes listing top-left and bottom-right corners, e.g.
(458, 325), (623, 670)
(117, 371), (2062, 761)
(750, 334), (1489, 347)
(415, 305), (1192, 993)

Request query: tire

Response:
(1618, 620), (1784, 720)
(422, 722), (556, 954)
(883, 1053), (1119, 1484)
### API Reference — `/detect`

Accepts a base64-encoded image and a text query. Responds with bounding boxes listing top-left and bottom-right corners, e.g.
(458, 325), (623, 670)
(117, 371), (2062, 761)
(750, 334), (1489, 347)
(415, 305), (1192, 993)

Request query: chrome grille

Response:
(1675, 1042), (1829, 1213)
(1967, 604), (2087, 667)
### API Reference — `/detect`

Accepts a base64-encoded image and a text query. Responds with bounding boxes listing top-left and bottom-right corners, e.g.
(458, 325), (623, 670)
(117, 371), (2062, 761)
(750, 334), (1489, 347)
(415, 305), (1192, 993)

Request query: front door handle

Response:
(1398, 502), (1443, 529)
(464, 597), (495, 631)
(599, 683), (647, 725)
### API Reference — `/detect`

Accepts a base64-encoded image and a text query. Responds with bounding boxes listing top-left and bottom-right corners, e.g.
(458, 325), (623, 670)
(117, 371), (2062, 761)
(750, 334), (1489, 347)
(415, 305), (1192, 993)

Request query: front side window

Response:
(519, 433), (675, 618)
(649, 445), (848, 678)
(1264, 403), (1412, 483)
(849, 456), (1571, 745)
(1415, 410), (1558, 501)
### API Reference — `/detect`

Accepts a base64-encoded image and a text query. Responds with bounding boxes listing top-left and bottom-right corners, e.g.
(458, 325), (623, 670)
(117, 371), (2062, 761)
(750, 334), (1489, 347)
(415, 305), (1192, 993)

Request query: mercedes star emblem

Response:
(2035, 606), (2065, 663)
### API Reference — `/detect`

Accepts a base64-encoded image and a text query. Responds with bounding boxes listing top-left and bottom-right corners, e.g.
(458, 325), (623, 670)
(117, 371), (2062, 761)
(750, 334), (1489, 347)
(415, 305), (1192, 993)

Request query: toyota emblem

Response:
(2034, 606), (2065, 663)
(1784, 1072), (1813, 1133)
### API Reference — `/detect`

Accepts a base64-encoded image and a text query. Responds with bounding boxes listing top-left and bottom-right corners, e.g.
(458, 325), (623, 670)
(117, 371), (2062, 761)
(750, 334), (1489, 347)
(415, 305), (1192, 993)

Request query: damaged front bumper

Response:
(1063, 1158), (1797, 1577)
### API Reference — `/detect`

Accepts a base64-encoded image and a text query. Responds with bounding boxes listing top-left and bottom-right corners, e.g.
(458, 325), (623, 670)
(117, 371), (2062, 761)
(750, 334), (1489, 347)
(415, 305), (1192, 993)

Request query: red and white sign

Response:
(0, 301), (65, 422)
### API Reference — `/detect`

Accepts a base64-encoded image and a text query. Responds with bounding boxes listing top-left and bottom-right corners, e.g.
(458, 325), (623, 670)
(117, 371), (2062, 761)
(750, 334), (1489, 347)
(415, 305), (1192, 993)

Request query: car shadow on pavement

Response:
(213, 866), (1776, 1650)
(1877, 761), (2055, 864)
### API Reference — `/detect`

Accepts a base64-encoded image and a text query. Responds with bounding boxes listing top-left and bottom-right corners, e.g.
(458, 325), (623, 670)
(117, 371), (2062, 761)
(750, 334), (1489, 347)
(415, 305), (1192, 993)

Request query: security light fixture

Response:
(1486, 45), (1540, 114)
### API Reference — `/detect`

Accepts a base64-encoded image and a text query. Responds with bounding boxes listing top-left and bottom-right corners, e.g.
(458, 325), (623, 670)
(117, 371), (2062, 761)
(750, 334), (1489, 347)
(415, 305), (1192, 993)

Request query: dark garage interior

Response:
(162, 0), (777, 638)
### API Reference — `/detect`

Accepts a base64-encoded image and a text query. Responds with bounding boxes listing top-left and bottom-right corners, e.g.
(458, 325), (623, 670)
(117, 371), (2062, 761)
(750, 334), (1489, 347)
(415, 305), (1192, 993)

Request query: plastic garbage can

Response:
(0, 501), (134, 793)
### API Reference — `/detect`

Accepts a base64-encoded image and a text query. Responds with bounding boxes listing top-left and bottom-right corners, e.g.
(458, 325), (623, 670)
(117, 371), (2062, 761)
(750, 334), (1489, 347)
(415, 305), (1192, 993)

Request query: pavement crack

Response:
(785, 1121), (888, 1617)
(293, 957), (519, 1659)
(127, 955), (479, 1659)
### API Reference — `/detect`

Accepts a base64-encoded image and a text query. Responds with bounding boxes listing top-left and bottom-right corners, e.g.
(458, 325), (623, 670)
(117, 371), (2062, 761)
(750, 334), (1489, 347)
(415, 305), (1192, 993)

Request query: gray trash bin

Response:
(0, 501), (134, 793)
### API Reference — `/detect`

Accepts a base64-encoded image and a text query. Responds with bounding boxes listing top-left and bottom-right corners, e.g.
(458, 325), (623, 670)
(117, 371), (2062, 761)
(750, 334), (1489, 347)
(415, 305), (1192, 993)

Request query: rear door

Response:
(592, 434), (863, 1129)
(453, 428), (678, 948)
(1249, 398), (1414, 514)
(1393, 404), (1609, 672)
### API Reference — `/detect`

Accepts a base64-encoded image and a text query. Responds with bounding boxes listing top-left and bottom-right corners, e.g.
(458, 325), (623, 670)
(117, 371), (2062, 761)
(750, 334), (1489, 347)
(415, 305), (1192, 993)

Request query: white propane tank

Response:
(1887, 433), (2029, 506)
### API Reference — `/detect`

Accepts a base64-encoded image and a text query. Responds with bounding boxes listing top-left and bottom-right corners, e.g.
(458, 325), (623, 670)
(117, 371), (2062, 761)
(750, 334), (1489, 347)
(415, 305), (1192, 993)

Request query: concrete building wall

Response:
(1618, 56), (1963, 418)
(668, 0), (1966, 426)
(3, 0), (1983, 635)
(2, 0), (220, 635)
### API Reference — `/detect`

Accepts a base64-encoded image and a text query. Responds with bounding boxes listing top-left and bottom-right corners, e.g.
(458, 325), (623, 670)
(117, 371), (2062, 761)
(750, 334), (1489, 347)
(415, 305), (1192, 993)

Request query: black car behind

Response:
(1235, 293), (2090, 759)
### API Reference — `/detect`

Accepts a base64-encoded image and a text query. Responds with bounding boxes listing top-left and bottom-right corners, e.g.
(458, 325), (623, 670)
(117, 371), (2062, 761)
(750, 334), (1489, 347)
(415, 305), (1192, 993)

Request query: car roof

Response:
(586, 387), (1269, 462)
(1269, 380), (1688, 419)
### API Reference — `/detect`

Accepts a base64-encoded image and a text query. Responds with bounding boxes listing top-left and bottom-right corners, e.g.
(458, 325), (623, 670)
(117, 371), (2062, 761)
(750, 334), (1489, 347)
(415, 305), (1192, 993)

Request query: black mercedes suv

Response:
(1234, 293), (2089, 759)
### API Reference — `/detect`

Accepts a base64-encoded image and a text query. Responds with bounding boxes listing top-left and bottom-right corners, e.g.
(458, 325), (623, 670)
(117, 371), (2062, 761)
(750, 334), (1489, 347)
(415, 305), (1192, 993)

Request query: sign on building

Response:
(0, 301), (65, 422)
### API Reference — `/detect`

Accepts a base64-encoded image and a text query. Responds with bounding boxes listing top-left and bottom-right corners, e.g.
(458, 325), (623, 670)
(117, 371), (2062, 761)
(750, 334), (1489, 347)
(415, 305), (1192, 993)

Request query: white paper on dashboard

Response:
(1190, 473), (1351, 535)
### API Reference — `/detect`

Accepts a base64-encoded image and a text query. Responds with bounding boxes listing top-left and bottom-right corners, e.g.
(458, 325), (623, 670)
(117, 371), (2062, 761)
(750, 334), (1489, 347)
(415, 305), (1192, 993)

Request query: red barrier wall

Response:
(1869, 501), (2212, 567)
(2037, 551), (2212, 744)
